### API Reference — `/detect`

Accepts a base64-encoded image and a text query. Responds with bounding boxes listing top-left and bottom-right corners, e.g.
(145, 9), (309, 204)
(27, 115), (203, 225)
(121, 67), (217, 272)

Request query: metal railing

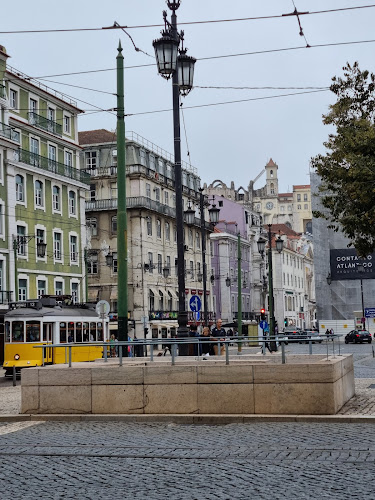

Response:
(16, 148), (90, 185)
(33, 334), (342, 368)
(0, 84), (6, 99)
(28, 112), (62, 136)
(0, 123), (20, 142)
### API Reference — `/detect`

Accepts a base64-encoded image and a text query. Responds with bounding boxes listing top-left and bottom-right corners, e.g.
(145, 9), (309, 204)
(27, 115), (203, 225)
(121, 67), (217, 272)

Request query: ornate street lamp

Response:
(257, 235), (267, 256)
(153, 0), (196, 335)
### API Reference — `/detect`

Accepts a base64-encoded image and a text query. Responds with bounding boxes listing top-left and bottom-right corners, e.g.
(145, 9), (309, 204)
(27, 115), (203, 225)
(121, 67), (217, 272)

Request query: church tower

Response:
(265, 158), (278, 197)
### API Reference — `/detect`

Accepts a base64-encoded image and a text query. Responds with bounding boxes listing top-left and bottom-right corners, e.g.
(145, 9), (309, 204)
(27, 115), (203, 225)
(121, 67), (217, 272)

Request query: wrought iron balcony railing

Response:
(28, 112), (62, 136)
(16, 148), (90, 185)
(0, 123), (20, 143)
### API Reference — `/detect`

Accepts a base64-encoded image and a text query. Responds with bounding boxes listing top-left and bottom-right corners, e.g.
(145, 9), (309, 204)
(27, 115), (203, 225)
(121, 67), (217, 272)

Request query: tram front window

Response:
(5, 322), (10, 342)
(12, 321), (24, 342)
(97, 322), (103, 341)
(26, 321), (40, 342)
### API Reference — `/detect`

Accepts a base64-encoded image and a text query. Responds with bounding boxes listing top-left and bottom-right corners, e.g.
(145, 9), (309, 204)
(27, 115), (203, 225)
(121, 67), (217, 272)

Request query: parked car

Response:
(303, 330), (323, 344)
(344, 330), (372, 344)
(280, 327), (304, 343)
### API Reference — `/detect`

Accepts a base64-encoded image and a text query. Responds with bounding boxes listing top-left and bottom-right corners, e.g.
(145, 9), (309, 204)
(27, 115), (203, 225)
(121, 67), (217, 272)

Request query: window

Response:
(158, 254), (162, 274)
(288, 205), (292, 211)
(112, 252), (118, 273)
(196, 231), (200, 249)
(190, 261), (194, 279)
(87, 253), (98, 274)
(30, 137), (39, 165)
(69, 191), (76, 215)
(147, 217), (152, 236)
(188, 229), (193, 247)
(111, 216), (117, 233)
(280, 205), (285, 212)
(89, 184), (96, 202)
(270, 183), (275, 195)
(297, 194), (301, 201)
(146, 183), (151, 198)
(35, 180), (43, 207)
(17, 226), (26, 256)
(148, 252), (153, 273)
(64, 151), (72, 167)
(140, 149), (147, 166)
(71, 282), (78, 304)
(30, 98), (37, 114)
(164, 191), (169, 206)
(110, 182), (117, 199)
(304, 194), (308, 201)
(54, 232), (62, 260)
(165, 222), (170, 241)
(166, 255), (171, 275)
(16, 175), (24, 202)
(48, 107), (55, 122)
(0, 204), (3, 236)
(304, 204), (308, 210)
(174, 225), (177, 243)
(155, 188), (160, 202)
(37, 280), (46, 299)
(167, 291), (173, 311)
(297, 204), (301, 210)
(48, 145), (57, 171)
(63, 115), (71, 134)
(149, 290), (155, 311)
(85, 151), (97, 173)
(156, 219), (161, 238)
(18, 279), (27, 301)
(10, 89), (17, 109)
(36, 229), (45, 257)
(172, 195), (176, 207)
(159, 291), (163, 310)
(55, 281), (63, 295)
(70, 235), (77, 262)
(53, 186), (60, 211)
(87, 217), (97, 237)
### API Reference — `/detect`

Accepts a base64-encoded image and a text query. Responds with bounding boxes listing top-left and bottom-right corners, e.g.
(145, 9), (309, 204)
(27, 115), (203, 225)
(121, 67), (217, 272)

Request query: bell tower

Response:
(265, 158), (278, 197)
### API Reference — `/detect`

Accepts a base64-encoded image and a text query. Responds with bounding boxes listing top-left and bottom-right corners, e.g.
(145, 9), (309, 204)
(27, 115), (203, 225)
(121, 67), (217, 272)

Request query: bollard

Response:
(281, 342), (286, 364)
(326, 338), (329, 360)
(332, 337), (336, 358)
(103, 343), (108, 362)
(308, 340), (312, 355)
(68, 345), (72, 367)
(171, 343), (176, 366)
(42, 345), (45, 366)
(262, 340), (266, 356)
(119, 345), (123, 366)
(13, 366), (16, 387)
(225, 342), (229, 365)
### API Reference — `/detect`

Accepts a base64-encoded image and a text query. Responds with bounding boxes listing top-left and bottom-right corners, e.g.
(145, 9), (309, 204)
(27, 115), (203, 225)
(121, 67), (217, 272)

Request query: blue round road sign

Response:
(259, 320), (268, 330)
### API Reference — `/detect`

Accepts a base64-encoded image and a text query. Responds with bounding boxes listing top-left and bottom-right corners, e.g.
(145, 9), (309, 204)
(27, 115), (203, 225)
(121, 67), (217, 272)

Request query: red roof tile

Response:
(266, 158), (277, 167)
(293, 185), (310, 189)
(79, 129), (117, 145)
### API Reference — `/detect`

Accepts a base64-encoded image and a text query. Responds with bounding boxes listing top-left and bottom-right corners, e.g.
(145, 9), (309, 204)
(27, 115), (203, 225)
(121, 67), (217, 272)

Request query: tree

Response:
(311, 62), (375, 256)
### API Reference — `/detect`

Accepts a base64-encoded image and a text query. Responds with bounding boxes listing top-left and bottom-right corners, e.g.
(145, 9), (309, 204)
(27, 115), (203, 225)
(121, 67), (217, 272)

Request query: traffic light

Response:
(284, 318), (288, 327)
(260, 308), (266, 321)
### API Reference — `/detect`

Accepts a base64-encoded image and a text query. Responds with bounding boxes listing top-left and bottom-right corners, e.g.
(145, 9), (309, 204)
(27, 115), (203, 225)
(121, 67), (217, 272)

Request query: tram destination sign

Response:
(330, 249), (375, 281)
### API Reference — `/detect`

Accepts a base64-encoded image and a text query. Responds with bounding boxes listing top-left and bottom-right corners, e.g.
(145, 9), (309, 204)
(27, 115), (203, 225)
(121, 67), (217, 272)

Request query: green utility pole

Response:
(116, 41), (128, 352)
(84, 248), (88, 303)
(267, 224), (277, 352)
(237, 231), (242, 353)
(13, 239), (18, 301)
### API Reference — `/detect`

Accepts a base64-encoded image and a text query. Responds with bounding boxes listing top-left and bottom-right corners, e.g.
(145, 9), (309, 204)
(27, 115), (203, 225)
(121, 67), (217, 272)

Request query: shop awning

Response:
(88, 289), (99, 301)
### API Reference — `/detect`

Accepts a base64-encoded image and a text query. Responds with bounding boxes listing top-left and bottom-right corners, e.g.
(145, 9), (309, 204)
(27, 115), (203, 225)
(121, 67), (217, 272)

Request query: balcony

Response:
(0, 291), (13, 305)
(0, 123), (20, 143)
(86, 196), (176, 218)
(28, 112), (62, 136)
(233, 312), (256, 320)
(16, 148), (90, 185)
(0, 84), (5, 99)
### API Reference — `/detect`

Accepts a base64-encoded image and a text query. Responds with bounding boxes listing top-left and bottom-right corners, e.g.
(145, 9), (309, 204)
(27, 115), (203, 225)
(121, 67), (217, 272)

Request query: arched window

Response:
(270, 170), (274, 177)
(159, 291), (164, 310)
(149, 290), (154, 311)
(16, 175), (24, 202)
(270, 183), (275, 195)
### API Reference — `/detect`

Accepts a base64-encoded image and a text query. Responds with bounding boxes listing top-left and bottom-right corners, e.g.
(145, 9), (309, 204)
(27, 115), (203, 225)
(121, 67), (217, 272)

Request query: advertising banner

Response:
(330, 249), (375, 280)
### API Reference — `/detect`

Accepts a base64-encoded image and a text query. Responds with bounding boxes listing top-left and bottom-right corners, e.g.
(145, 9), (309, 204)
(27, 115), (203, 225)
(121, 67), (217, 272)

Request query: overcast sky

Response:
(1, 1), (374, 192)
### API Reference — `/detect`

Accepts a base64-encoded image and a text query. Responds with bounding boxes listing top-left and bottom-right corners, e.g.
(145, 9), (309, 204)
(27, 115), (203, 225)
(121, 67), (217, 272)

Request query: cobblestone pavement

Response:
(0, 421), (374, 499)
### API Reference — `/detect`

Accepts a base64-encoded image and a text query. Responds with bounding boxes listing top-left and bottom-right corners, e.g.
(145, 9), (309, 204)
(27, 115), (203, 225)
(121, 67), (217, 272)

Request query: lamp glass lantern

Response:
(36, 242), (47, 258)
(257, 236), (266, 255)
(275, 235), (284, 254)
(208, 204), (220, 225)
(177, 51), (196, 96)
(225, 276), (231, 287)
(153, 33), (179, 79)
(106, 253), (114, 267)
(184, 202), (195, 225)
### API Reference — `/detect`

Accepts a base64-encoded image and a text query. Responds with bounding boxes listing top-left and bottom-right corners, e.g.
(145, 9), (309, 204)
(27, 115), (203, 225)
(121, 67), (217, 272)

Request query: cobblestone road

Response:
(0, 421), (374, 499)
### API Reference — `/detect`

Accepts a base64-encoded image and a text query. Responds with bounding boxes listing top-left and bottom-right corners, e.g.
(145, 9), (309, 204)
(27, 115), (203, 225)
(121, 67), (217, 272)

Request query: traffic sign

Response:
(365, 308), (375, 318)
(260, 320), (268, 330)
(189, 295), (201, 312)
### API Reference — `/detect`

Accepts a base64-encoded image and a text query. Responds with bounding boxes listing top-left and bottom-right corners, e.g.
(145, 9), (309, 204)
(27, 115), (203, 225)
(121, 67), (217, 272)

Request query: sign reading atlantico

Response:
(330, 249), (375, 280)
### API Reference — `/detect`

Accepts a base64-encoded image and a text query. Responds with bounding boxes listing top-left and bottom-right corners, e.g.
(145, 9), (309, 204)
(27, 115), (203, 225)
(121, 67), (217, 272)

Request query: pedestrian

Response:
(188, 324), (199, 356)
(211, 318), (226, 355)
(110, 334), (116, 357)
(325, 328), (330, 339)
(200, 326), (214, 358)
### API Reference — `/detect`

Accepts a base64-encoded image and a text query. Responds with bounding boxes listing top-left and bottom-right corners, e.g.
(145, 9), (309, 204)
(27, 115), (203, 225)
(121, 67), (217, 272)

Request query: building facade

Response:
(80, 129), (215, 341)
(0, 45), (88, 309)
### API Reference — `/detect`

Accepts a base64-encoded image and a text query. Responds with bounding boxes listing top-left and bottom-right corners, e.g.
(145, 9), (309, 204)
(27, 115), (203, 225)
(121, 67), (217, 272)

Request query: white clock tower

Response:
(265, 158), (279, 197)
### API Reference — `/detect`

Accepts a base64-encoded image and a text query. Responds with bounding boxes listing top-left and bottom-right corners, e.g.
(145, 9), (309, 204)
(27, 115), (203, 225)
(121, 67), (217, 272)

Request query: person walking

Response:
(200, 326), (214, 358)
(211, 318), (226, 355)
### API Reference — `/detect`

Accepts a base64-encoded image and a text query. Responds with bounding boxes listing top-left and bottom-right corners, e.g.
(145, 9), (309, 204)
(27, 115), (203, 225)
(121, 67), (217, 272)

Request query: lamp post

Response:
(257, 225), (283, 351)
(153, 1), (196, 335)
(184, 189), (219, 326)
(357, 263), (365, 329)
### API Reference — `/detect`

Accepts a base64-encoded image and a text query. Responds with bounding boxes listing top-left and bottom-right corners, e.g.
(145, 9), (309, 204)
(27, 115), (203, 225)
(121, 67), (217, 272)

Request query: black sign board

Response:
(330, 249), (375, 280)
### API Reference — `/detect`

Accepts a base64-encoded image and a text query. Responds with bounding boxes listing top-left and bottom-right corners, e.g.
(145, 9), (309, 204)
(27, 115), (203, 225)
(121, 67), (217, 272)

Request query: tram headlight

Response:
(14, 354), (20, 360)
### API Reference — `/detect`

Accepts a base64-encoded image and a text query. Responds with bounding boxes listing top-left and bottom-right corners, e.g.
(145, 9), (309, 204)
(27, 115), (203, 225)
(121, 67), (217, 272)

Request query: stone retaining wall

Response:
(21, 355), (355, 415)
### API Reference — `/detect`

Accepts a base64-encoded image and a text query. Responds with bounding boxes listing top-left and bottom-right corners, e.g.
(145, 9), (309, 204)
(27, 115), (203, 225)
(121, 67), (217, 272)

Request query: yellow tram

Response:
(3, 298), (109, 376)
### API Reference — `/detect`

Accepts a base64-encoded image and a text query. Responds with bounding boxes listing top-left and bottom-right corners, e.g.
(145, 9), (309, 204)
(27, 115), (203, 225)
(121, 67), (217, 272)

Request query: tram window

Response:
(97, 322), (103, 341)
(90, 322), (97, 341)
(26, 321), (40, 342)
(5, 322), (10, 342)
(68, 322), (74, 343)
(60, 322), (67, 343)
(83, 322), (89, 342)
(13, 322), (24, 342)
(76, 322), (83, 343)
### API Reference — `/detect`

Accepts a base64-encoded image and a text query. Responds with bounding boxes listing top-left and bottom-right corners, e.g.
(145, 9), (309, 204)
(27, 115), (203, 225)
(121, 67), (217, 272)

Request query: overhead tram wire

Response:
(124, 89), (330, 117)
(1, 4), (375, 34)
(11, 37), (375, 81)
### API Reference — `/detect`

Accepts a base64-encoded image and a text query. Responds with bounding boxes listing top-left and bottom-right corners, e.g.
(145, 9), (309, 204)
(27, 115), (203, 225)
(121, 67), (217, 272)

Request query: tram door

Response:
(43, 323), (53, 364)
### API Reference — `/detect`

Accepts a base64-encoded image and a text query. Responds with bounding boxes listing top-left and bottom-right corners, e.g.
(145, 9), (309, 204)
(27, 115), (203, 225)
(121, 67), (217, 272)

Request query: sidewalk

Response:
(1, 376), (375, 420)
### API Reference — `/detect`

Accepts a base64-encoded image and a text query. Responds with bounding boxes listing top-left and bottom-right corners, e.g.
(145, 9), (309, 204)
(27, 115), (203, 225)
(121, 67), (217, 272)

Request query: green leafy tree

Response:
(311, 62), (375, 256)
